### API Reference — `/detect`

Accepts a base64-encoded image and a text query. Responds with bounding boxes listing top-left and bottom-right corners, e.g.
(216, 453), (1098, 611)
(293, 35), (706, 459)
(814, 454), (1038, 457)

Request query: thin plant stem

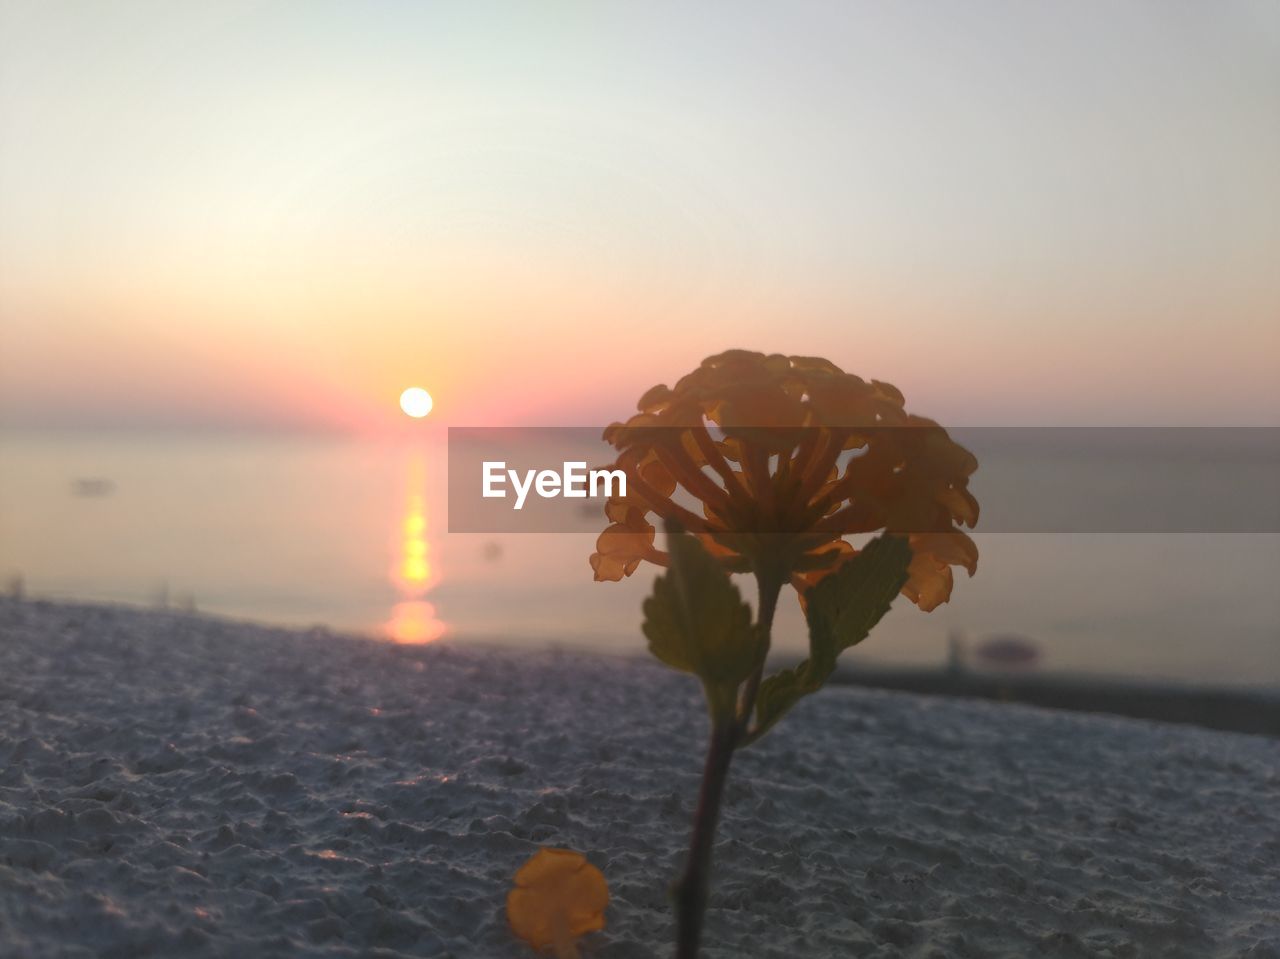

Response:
(672, 718), (736, 959)
(736, 571), (782, 739)
(672, 571), (784, 959)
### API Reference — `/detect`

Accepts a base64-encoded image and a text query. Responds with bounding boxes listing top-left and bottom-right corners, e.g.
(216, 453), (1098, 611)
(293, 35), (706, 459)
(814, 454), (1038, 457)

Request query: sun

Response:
(399, 387), (434, 418)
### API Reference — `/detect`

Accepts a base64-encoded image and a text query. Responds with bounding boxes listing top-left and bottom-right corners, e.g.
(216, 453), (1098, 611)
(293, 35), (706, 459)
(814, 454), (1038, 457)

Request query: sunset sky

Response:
(2, 1), (1277, 431)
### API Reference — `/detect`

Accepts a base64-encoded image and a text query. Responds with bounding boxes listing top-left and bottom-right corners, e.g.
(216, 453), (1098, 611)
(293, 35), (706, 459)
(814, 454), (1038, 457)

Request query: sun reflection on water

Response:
(386, 450), (447, 644)
(398, 494), (432, 588)
(387, 598), (447, 644)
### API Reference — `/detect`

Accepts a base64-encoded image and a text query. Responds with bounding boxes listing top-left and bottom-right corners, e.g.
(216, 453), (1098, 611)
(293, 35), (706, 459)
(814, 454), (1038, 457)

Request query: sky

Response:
(1, 1), (1277, 431)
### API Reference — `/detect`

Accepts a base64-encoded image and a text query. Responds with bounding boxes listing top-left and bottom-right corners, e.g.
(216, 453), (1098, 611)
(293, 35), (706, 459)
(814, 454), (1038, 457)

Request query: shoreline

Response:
(828, 664), (1280, 738)
(13, 594), (1279, 736)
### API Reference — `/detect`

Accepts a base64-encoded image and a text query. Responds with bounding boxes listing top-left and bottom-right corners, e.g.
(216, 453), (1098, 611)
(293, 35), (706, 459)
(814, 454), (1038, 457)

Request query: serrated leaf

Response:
(745, 535), (911, 744)
(642, 530), (764, 721)
(806, 533), (912, 666)
(749, 661), (822, 745)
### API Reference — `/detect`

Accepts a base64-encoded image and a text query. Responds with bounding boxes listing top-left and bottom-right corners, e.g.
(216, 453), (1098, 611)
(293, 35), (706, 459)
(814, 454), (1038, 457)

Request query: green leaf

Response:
(745, 535), (911, 745)
(642, 529), (764, 721)
(748, 660), (822, 746)
(805, 533), (913, 667)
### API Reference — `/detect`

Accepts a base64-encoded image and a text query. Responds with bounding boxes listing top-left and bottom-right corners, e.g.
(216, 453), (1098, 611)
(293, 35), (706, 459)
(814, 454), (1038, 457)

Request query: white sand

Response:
(1, 598), (1277, 958)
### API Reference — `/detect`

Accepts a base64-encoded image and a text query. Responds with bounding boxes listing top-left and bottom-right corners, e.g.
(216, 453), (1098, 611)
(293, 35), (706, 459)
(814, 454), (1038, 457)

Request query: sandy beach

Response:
(2, 597), (1277, 958)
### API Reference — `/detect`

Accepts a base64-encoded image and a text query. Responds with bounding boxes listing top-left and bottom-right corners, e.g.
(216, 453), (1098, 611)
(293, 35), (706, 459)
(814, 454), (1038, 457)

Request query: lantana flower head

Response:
(590, 350), (979, 611)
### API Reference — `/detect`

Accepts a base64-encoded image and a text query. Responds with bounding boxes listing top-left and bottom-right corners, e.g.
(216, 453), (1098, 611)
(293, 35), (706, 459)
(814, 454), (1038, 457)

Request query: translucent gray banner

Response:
(447, 427), (1279, 533)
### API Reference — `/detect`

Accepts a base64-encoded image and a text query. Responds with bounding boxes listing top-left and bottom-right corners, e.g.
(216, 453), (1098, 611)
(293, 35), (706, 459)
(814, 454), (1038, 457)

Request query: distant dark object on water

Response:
(975, 634), (1041, 669)
(947, 630), (1042, 673)
(71, 478), (115, 498)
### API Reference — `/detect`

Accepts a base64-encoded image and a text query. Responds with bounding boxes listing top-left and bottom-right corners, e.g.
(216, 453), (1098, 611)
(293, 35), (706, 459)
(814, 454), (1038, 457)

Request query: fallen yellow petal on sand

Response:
(508, 847), (609, 957)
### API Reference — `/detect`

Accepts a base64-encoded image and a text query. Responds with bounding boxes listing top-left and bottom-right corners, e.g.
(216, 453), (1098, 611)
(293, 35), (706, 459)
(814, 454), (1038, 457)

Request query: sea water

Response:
(2, 428), (1277, 688)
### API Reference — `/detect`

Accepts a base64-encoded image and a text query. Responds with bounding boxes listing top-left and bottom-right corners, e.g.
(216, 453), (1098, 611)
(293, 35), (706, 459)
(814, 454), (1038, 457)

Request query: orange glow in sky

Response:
(1, 5), (1277, 430)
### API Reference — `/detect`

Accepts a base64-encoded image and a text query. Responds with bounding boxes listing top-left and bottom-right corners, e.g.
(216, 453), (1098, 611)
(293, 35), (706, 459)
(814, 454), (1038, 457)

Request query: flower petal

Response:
(508, 848), (609, 952)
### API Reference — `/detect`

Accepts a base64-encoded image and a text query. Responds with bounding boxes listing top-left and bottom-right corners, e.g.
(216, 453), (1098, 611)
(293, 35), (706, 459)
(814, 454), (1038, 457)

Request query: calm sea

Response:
(2, 429), (1277, 689)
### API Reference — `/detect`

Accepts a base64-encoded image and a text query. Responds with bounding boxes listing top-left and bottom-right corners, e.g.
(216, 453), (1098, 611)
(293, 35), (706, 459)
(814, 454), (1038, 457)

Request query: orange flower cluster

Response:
(590, 350), (979, 611)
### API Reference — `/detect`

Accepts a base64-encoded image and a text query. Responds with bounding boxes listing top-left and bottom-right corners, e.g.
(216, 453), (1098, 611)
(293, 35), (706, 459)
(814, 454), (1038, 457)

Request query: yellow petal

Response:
(508, 848), (609, 952)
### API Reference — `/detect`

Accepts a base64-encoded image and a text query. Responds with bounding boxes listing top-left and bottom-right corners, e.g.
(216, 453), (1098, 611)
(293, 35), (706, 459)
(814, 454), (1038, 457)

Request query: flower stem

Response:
(672, 718), (736, 959)
(672, 571), (783, 959)
(737, 572), (782, 738)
